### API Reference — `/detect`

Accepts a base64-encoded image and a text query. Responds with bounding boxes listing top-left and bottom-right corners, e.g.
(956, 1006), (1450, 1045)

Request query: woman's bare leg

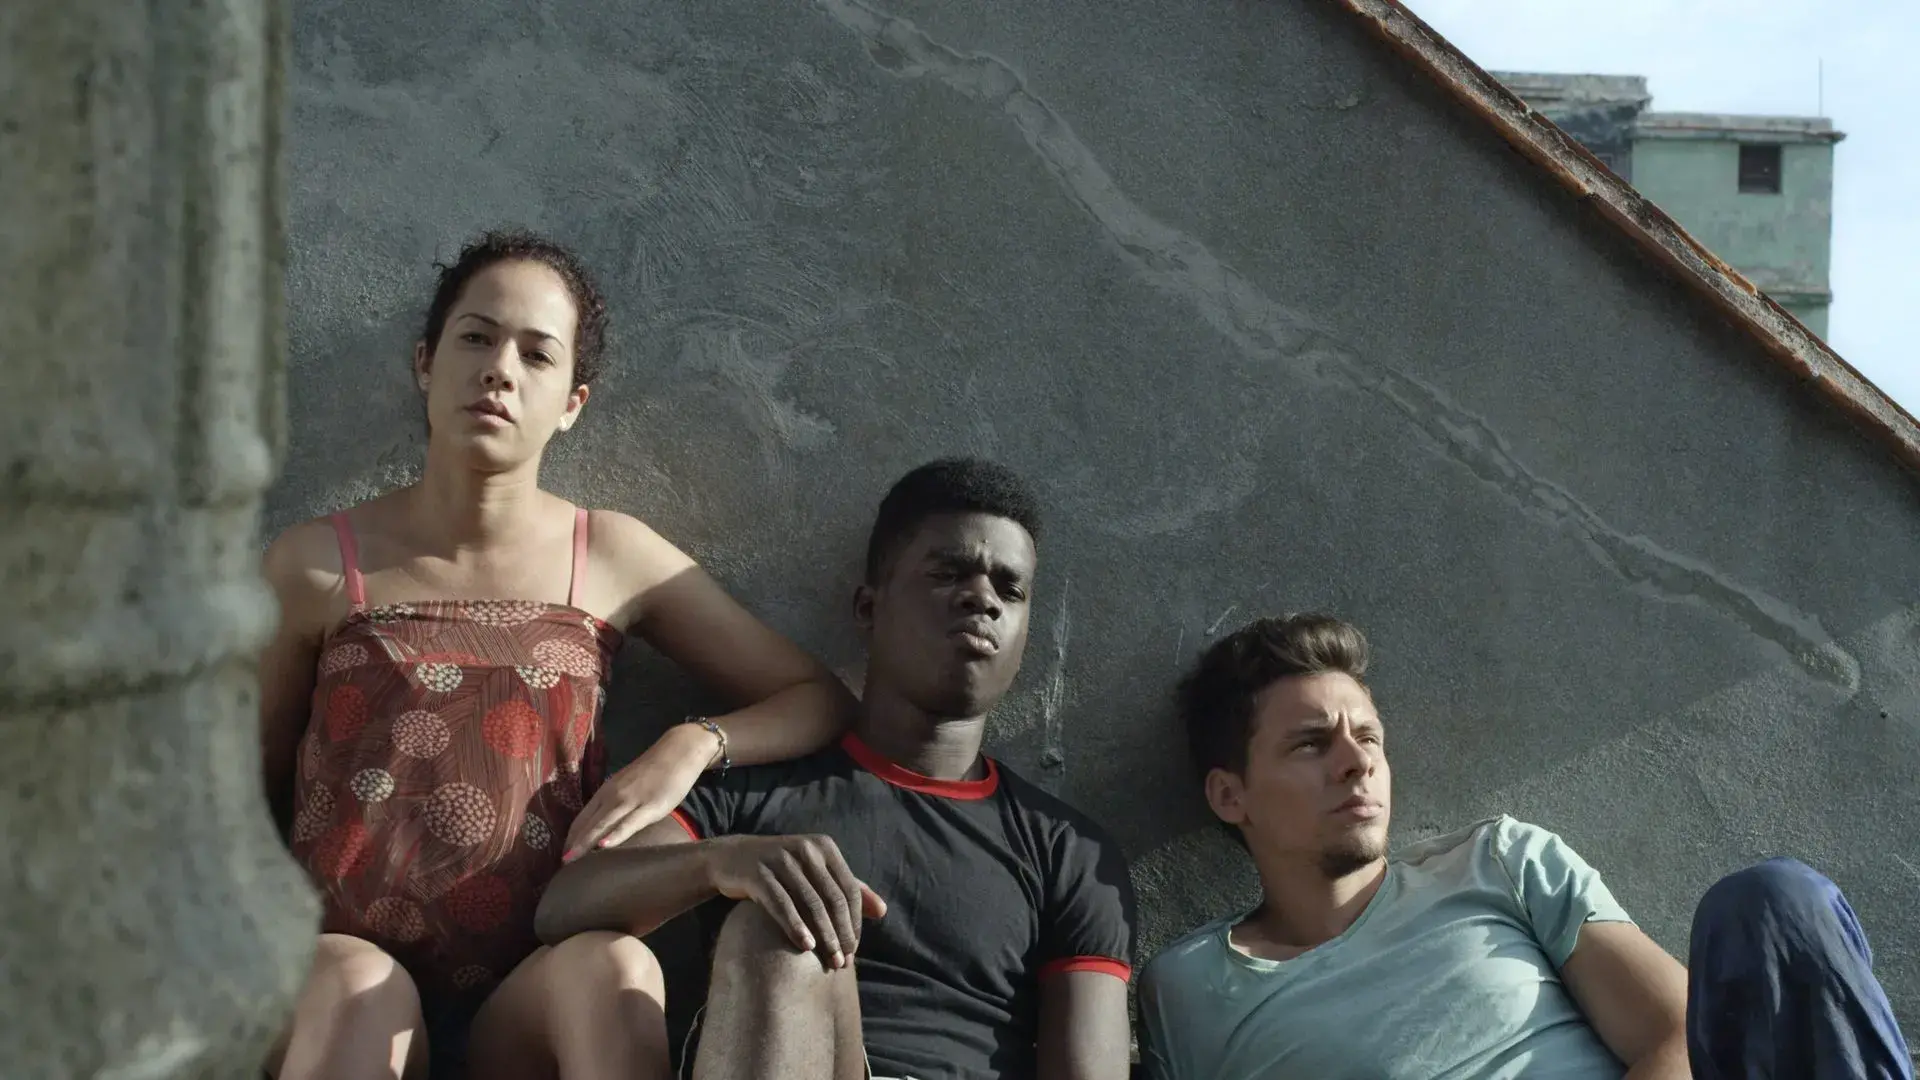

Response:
(466, 931), (671, 1080)
(265, 933), (428, 1080)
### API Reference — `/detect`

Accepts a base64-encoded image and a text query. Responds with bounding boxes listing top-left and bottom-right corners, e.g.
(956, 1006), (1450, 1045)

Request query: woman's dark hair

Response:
(420, 228), (610, 385)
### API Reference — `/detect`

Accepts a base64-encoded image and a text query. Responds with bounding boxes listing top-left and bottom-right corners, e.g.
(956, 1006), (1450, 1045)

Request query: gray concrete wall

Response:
(279, 0), (1920, 1031)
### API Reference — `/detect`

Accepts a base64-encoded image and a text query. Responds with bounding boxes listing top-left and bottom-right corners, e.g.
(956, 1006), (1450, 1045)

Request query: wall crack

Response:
(1039, 576), (1071, 774)
(814, 0), (1860, 691)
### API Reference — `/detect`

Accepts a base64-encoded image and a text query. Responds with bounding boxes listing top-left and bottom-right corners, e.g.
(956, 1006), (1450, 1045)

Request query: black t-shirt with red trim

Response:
(671, 733), (1135, 1080)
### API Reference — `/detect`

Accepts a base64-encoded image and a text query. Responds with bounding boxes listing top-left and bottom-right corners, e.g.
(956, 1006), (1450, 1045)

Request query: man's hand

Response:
(704, 834), (888, 969)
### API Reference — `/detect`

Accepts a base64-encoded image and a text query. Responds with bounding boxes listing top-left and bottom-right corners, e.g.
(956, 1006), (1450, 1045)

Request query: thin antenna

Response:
(1818, 58), (1825, 116)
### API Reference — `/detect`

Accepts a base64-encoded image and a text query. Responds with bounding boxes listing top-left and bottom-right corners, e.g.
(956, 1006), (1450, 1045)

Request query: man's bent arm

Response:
(534, 817), (712, 943)
(1560, 921), (1689, 1079)
(1037, 970), (1132, 1080)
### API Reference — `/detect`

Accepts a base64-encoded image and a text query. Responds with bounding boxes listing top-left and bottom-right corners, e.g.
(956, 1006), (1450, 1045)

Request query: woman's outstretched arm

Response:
(563, 510), (857, 857)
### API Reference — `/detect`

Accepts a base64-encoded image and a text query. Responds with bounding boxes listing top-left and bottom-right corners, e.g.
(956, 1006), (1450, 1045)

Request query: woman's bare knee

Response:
(310, 935), (420, 1005)
(306, 934), (424, 1040)
(469, 935), (671, 1080)
(545, 930), (665, 998)
(268, 935), (426, 1080)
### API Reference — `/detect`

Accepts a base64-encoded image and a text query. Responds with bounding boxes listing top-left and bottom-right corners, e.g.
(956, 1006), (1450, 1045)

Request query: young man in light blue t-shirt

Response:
(1140, 613), (1912, 1080)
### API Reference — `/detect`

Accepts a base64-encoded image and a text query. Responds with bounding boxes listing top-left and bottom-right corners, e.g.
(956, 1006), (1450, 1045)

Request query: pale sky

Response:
(1410, 0), (1918, 413)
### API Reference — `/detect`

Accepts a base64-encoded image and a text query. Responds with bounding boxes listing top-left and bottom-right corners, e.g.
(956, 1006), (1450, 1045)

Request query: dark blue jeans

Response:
(1689, 858), (1913, 1079)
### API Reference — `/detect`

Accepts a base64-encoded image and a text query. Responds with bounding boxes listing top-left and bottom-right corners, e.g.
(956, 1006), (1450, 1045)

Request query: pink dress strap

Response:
(329, 512), (367, 609)
(567, 507), (590, 610)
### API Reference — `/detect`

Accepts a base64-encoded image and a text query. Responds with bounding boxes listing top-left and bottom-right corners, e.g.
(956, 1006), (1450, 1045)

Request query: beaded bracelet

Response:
(688, 716), (730, 777)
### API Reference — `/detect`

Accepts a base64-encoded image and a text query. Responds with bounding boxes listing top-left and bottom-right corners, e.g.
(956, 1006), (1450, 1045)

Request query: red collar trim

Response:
(840, 733), (1000, 800)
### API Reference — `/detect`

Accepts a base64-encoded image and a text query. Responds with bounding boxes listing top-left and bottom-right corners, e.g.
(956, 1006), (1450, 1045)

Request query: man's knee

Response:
(1698, 857), (1832, 924)
(1688, 860), (1909, 1075)
(1692, 857), (1877, 974)
(714, 903), (798, 960)
(545, 930), (665, 997)
(698, 904), (860, 1077)
(711, 903), (841, 987)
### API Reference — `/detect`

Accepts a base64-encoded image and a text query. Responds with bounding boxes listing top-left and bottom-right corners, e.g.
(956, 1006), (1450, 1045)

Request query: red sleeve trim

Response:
(669, 808), (702, 842)
(1040, 956), (1133, 982)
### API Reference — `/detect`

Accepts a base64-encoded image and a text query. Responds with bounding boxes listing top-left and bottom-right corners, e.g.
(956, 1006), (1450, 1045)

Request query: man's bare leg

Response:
(695, 903), (866, 1080)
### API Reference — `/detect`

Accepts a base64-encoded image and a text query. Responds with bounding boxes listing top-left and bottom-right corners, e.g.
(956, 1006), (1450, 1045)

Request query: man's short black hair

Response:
(864, 459), (1042, 583)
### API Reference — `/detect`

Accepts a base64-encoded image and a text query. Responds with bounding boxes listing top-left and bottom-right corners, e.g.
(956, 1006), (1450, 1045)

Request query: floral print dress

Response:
(288, 509), (622, 1006)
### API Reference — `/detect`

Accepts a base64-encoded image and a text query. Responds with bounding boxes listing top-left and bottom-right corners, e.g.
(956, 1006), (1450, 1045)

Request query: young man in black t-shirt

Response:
(535, 459), (1136, 1080)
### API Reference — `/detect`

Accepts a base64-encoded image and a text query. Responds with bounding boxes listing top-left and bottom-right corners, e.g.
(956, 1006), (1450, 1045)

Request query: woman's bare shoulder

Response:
(264, 516), (343, 577)
(261, 514), (354, 633)
(583, 509), (685, 563)
(580, 509), (700, 621)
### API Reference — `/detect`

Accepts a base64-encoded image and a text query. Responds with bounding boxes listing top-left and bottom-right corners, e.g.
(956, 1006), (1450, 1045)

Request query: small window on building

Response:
(1739, 144), (1783, 194)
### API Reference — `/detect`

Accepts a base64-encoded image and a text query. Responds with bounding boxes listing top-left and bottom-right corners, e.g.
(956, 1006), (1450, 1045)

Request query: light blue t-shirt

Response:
(1139, 816), (1633, 1080)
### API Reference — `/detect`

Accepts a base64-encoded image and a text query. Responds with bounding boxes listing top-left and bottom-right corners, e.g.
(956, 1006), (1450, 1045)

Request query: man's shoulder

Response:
(1392, 814), (1555, 867)
(1391, 815), (1586, 900)
(991, 759), (1120, 848)
(714, 743), (859, 794)
(1142, 914), (1239, 985)
(686, 743), (861, 818)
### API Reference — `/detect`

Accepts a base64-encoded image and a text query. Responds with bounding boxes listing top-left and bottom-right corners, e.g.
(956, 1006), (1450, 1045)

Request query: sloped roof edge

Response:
(1334, 0), (1920, 480)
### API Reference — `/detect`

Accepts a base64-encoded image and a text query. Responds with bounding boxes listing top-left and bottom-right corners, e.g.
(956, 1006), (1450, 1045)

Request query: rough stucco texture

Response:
(279, 0), (1920, 1029)
(3, 0), (317, 1075)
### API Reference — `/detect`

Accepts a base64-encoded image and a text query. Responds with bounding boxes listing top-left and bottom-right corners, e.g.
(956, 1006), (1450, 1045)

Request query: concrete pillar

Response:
(1, 0), (318, 1076)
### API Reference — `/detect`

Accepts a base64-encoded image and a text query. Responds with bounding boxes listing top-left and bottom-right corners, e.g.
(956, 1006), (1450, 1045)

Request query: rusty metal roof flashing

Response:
(1334, 0), (1920, 478)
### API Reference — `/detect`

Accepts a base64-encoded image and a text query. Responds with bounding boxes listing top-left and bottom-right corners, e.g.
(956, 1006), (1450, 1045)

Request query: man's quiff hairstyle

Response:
(1176, 613), (1371, 778)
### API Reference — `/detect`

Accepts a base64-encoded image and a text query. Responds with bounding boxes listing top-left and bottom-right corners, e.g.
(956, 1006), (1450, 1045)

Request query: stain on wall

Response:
(279, 0), (1920, 1027)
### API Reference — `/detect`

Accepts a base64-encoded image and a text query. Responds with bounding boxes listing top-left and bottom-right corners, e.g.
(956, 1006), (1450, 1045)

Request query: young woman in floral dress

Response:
(257, 230), (853, 1080)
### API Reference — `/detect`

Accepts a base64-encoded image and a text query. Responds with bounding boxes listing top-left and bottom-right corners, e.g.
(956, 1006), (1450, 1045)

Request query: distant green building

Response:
(1498, 72), (1843, 337)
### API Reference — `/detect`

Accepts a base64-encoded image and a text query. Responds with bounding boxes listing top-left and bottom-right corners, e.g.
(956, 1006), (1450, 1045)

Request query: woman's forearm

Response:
(701, 675), (856, 767)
